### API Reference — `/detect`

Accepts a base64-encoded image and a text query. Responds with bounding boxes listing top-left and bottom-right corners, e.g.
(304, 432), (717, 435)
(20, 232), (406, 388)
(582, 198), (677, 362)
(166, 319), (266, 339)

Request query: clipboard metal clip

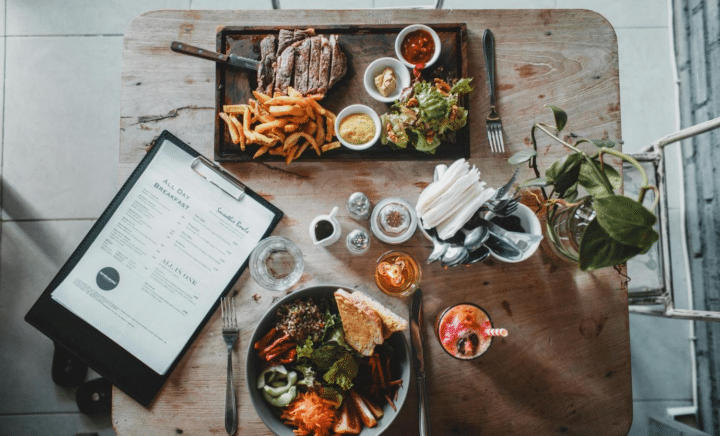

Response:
(191, 156), (246, 201)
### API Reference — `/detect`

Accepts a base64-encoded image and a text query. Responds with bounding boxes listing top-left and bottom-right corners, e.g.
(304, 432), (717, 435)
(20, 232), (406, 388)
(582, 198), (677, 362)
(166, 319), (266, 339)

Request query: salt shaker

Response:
(346, 228), (371, 255)
(346, 192), (371, 221)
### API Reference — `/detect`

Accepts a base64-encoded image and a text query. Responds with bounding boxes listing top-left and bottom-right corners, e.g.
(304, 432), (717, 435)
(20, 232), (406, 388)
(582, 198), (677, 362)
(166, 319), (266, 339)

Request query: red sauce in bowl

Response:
(401, 29), (435, 65)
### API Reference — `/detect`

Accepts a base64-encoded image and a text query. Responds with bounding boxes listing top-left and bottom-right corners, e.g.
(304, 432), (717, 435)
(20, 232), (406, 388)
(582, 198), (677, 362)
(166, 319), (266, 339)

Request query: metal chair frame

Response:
(627, 117), (720, 321)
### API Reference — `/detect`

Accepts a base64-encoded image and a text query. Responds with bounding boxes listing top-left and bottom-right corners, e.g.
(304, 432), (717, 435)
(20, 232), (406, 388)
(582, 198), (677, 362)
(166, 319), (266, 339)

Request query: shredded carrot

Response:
(281, 391), (338, 436)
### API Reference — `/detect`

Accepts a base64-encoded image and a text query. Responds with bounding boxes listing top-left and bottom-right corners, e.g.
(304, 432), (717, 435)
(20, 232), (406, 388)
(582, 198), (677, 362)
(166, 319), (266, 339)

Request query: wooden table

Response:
(114, 9), (631, 435)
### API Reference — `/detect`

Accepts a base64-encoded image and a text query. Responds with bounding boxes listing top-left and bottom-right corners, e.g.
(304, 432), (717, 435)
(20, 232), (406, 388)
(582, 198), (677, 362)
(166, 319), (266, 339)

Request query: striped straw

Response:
(485, 328), (508, 337)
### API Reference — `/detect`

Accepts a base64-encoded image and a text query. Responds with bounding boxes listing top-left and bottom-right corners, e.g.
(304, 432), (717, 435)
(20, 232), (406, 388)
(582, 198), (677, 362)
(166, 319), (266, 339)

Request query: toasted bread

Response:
(349, 291), (408, 339)
(334, 290), (384, 356)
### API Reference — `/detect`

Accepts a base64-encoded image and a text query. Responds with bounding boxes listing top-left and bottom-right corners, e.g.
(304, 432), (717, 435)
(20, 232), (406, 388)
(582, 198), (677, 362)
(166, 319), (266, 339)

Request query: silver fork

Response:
(483, 29), (505, 153)
(221, 296), (239, 435)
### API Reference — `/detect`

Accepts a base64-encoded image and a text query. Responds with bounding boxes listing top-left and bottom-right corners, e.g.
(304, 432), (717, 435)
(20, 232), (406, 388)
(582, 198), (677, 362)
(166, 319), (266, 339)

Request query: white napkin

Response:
(416, 158), (496, 239)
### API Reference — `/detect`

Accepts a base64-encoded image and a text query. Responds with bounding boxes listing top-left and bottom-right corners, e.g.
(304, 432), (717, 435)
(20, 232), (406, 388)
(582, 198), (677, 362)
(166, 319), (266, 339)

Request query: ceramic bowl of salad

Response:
(246, 285), (411, 436)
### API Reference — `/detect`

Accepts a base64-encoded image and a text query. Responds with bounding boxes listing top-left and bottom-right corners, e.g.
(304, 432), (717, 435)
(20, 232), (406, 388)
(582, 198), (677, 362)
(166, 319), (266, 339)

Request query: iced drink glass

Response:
(435, 303), (507, 360)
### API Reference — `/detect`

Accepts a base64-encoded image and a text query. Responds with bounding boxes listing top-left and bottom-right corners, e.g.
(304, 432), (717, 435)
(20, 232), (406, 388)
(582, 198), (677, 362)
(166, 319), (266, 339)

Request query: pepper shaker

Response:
(346, 228), (371, 255)
(346, 192), (371, 221)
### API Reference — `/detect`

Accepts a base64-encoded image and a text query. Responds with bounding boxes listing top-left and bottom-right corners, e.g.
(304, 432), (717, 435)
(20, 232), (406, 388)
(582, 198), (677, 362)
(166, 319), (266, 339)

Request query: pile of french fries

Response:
(219, 87), (341, 165)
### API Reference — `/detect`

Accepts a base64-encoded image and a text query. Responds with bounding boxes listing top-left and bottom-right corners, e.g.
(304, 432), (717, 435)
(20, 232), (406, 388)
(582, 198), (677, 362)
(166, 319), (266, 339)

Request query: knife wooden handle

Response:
(170, 41), (228, 64)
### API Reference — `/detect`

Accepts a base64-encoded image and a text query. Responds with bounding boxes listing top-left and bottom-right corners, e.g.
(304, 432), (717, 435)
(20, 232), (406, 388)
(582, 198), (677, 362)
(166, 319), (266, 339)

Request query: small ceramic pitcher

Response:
(309, 206), (341, 246)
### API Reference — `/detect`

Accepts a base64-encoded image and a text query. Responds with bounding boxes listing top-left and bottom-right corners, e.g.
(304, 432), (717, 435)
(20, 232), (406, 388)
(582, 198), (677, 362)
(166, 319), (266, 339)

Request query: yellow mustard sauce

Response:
(339, 113), (375, 145)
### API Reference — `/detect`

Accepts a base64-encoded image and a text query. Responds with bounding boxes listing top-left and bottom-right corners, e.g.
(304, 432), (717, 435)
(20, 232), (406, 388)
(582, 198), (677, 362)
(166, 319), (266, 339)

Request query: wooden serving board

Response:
(214, 23), (469, 162)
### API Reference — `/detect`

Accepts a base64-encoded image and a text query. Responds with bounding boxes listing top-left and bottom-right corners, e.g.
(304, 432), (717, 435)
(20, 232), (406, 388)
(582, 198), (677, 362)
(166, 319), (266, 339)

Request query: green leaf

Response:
(546, 105), (568, 132)
(520, 177), (547, 187)
(593, 196), (659, 250)
(602, 162), (622, 190)
(508, 149), (537, 165)
(578, 159), (615, 198)
(450, 77), (474, 94)
(589, 139), (617, 149)
(323, 352), (358, 391)
(545, 152), (583, 197)
(579, 218), (644, 271)
(563, 187), (579, 202)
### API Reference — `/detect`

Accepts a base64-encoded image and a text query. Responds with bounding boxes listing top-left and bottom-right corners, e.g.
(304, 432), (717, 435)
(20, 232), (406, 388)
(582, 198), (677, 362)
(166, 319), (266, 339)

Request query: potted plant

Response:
(509, 106), (659, 271)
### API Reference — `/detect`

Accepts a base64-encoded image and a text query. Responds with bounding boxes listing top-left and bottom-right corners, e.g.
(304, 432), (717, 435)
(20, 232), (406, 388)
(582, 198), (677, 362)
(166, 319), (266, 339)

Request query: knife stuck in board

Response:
(410, 289), (432, 436)
(170, 41), (259, 70)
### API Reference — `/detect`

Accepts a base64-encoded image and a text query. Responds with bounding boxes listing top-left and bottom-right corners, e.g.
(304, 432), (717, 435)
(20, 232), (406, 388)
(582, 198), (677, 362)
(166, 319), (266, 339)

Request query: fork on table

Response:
(221, 295), (239, 435)
(483, 29), (505, 153)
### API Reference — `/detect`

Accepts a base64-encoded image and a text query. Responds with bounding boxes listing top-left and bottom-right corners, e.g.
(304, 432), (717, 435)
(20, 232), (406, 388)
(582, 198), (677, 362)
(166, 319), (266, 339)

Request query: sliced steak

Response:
(307, 36), (322, 94)
(257, 34), (277, 95)
(293, 38), (312, 95)
(328, 34), (347, 89)
(293, 28), (316, 42)
(316, 35), (332, 95)
(277, 29), (294, 55)
(274, 46), (295, 94)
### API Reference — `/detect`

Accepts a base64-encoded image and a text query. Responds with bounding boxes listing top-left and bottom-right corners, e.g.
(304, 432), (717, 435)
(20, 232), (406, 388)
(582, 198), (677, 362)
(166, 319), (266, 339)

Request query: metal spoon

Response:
(427, 228), (449, 264)
(440, 245), (468, 268)
(462, 226), (489, 252)
(464, 245), (491, 264)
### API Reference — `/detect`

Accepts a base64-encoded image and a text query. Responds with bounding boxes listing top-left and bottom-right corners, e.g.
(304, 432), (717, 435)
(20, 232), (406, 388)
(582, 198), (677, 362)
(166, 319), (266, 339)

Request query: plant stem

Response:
(535, 124), (583, 154)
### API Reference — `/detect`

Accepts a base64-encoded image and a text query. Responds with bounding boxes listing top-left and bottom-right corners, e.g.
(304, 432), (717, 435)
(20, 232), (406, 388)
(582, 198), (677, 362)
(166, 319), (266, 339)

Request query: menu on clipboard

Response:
(25, 131), (283, 406)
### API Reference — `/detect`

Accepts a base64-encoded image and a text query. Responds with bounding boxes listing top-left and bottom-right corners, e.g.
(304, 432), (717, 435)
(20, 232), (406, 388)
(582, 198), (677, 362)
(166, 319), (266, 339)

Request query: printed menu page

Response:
(51, 139), (276, 374)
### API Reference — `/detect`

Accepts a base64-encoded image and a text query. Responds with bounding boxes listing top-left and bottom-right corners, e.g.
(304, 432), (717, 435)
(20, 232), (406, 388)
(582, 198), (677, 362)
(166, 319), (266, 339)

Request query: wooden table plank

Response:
(114, 9), (630, 436)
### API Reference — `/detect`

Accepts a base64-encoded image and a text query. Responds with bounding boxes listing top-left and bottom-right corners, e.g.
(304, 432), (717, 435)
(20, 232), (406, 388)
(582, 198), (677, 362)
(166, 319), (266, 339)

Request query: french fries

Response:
(219, 87), (339, 164)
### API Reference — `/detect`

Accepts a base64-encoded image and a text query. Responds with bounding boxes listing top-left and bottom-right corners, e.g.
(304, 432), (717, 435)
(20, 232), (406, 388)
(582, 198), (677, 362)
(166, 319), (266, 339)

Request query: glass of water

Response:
(249, 236), (304, 291)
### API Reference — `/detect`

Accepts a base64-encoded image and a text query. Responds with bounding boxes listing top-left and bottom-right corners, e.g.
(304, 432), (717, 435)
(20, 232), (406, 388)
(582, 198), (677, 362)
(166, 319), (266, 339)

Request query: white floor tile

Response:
(629, 312), (693, 401)
(616, 27), (677, 154)
(2, 36), (122, 221)
(0, 413), (114, 436)
(0, 36), (4, 184)
(555, 0), (669, 29)
(0, 220), (95, 414)
(0, 0), (5, 36)
(191, 0), (274, 9)
(6, 0), (190, 36)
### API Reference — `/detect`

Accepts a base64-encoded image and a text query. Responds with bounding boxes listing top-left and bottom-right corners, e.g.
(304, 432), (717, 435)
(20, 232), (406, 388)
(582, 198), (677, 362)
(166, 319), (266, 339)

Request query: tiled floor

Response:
(0, 1), (692, 435)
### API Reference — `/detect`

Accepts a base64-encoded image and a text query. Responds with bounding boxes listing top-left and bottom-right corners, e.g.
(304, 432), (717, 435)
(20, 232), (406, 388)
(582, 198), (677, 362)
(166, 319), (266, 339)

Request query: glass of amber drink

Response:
(374, 250), (421, 297)
(435, 303), (507, 360)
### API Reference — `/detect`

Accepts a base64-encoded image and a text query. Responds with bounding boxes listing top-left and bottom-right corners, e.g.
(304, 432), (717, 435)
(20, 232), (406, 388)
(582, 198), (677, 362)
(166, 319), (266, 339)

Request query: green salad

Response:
(380, 78), (473, 154)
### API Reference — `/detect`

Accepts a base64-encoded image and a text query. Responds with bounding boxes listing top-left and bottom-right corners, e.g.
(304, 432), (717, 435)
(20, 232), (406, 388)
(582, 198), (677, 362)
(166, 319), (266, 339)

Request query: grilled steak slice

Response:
(316, 35), (332, 95)
(274, 46), (295, 94)
(293, 28), (316, 42)
(307, 36), (322, 94)
(257, 34), (277, 95)
(328, 34), (347, 89)
(277, 29), (294, 55)
(293, 38), (312, 95)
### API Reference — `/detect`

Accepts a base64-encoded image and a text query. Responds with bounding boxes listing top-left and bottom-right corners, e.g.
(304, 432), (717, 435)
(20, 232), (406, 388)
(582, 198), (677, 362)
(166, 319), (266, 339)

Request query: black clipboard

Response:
(25, 130), (283, 407)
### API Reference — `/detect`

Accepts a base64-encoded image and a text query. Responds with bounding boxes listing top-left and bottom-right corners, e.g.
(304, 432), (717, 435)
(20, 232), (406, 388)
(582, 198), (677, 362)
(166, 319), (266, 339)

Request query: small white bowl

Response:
(364, 57), (411, 103)
(395, 24), (442, 69)
(487, 203), (543, 263)
(334, 104), (381, 151)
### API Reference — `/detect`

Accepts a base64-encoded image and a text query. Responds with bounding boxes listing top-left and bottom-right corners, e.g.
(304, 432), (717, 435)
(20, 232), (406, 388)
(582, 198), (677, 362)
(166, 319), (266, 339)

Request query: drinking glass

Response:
(249, 236), (304, 291)
(435, 303), (507, 360)
(374, 250), (421, 297)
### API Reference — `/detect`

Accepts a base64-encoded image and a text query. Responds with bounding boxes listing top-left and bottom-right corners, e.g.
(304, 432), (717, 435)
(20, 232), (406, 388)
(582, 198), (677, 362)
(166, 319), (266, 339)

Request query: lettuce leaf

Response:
(323, 352), (358, 391)
(382, 78), (473, 153)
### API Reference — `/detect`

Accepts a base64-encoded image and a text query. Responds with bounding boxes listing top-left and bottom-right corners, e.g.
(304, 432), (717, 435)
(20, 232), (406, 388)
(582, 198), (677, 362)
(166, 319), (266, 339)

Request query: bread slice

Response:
(349, 291), (408, 339)
(334, 290), (384, 356)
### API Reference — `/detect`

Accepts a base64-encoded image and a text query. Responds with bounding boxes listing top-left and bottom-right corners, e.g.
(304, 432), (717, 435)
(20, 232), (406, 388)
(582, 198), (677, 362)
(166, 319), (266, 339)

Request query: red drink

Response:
(436, 303), (502, 360)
